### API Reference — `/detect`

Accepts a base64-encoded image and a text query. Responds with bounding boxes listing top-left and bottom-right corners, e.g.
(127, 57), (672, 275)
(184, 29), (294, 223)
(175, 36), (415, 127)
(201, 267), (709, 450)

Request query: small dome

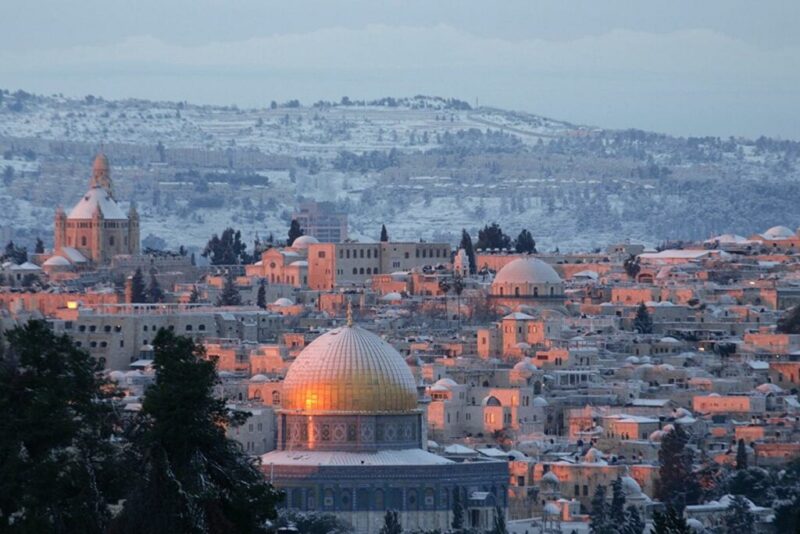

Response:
(250, 374), (269, 382)
(686, 518), (704, 532)
(273, 297), (295, 307)
(762, 225), (795, 240)
(649, 430), (665, 442)
(626, 356), (640, 364)
(280, 325), (418, 413)
(493, 258), (562, 286)
(513, 357), (538, 374)
(583, 447), (605, 463)
(43, 255), (70, 267)
(756, 383), (783, 394)
(434, 378), (459, 389)
(291, 235), (319, 250)
(380, 292), (403, 301)
(108, 370), (125, 382)
(533, 396), (549, 407)
(542, 471), (560, 484)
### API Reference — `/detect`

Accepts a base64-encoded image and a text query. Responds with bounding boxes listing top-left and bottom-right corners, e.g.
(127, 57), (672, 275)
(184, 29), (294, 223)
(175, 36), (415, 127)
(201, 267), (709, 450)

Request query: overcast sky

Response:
(3, 0), (799, 138)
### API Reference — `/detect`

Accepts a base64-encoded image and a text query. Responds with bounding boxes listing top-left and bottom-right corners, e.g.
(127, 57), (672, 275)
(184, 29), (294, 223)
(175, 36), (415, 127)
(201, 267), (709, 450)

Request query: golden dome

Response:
(280, 325), (418, 414)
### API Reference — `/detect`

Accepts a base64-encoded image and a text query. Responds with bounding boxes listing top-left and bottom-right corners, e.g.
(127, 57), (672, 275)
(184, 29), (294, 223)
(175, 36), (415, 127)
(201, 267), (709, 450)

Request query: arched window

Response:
(109, 236), (115, 246)
(81, 236), (87, 247)
(359, 268), (365, 275)
(550, 286), (555, 296)
(366, 267), (371, 275)
(533, 287), (539, 297)
(352, 267), (358, 275)
(514, 287), (520, 297)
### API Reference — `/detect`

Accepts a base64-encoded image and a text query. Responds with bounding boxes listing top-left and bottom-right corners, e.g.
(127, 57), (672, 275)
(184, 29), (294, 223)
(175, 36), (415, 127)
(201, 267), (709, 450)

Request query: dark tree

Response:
(379, 510), (402, 534)
(256, 279), (267, 309)
(624, 506), (645, 534)
(651, 507), (691, 534)
(0, 321), (125, 533)
(451, 489), (464, 531)
(623, 255), (641, 279)
(589, 485), (614, 534)
(216, 270), (242, 306)
(514, 229), (537, 254)
(113, 329), (281, 533)
(148, 271), (164, 303)
(202, 228), (249, 265)
(273, 509), (351, 534)
(380, 224), (389, 242)
(657, 425), (701, 510)
(724, 495), (755, 533)
(476, 223), (512, 250)
(610, 477), (626, 526)
(459, 229), (477, 274)
(736, 439), (748, 470)
(634, 303), (653, 334)
(490, 506), (508, 534)
(34, 237), (44, 254)
(188, 285), (200, 304)
(777, 305), (800, 334)
(3, 240), (27, 264)
(130, 267), (148, 304)
(287, 219), (304, 246)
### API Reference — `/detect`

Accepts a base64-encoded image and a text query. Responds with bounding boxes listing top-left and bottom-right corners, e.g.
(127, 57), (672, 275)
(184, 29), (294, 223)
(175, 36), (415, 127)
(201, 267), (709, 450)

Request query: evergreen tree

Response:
(202, 228), (249, 265)
(589, 485), (614, 534)
(2, 240), (27, 264)
(217, 270), (242, 307)
(514, 229), (537, 254)
(634, 303), (654, 334)
(490, 506), (508, 534)
(651, 507), (691, 534)
(624, 506), (645, 534)
(0, 320), (125, 533)
(623, 255), (641, 279)
(188, 285), (200, 304)
(148, 271), (164, 303)
(459, 229), (477, 274)
(287, 219), (304, 246)
(34, 237), (44, 254)
(113, 329), (281, 533)
(724, 495), (755, 533)
(451, 489), (464, 532)
(736, 439), (748, 470)
(380, 224), (389, 242)
(476, 223), (512, 250)
(131, 267), (148, 303)
(256, 279), (267, 309)
(657, 425), (701, 510)
(379, 510), (402, 534)
(777, 305), (800, 334)
(610, 477), (627, 526)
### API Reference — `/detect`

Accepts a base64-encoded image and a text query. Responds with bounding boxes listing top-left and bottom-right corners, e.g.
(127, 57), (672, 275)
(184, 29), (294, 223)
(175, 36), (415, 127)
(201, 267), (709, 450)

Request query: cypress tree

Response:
(113, 329), (281, 533)
(491, 506), (508, 534)
(188, 285), (200, 304)
(624, 506), (645, 534)
(131, 267), (148, 303)
(380, 224), (389, 242)
(514, 229), (537, 254)
(217, 270), (241, 307)
(610, 477), (626, 526)
(589, 485), (614, 534)
(724, 495), (755, 533)
(657, 425), (701, 510)
(736, 438), (748, 470)
(651, 506), (691, 534)
(634, 303), (653, 334)
(34, 237), (44, 254)
(451, 488), (464, 532)
(148, 271), (164, 303)
(256, 279), (267, 309)
(287, 219), (304, 246)
(460, 229), (477, 275)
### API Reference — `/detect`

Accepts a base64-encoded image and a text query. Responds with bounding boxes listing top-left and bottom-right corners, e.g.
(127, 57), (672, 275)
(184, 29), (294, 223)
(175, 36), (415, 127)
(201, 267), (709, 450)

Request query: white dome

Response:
(291, 235), (319, 249)
(762, 225), (795, 240)
(250, 374), (269, 382)
(686, 518), (704, 532)
(583, 447), (605, 463)
(513, 357), (538, 374)
(273, 297), (295, 307)
(380, 292), (403, 301)
(68, 187), (127, 220)
(533, 396), (549, 407)
(108, 370), (125, 382)
(626, 356), (641, 364)
(493, 258), (562, 286)
(43, 255), (70, 267)
(756, 383), (783, 394)
(434, 378), (459, 389)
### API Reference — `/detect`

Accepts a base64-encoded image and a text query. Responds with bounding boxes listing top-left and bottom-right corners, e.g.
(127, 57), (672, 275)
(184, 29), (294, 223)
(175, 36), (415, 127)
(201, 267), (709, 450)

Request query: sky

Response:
(2, 0), (799, 138)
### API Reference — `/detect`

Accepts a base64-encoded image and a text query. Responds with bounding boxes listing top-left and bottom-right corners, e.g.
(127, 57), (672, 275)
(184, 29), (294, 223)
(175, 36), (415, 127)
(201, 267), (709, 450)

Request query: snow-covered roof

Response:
(60, 247), (88, 263)
(68, 187), (127, 220)
(10, 261), (41, 271)
(261, 448), (454, 466)
(43, 255), (70, 267)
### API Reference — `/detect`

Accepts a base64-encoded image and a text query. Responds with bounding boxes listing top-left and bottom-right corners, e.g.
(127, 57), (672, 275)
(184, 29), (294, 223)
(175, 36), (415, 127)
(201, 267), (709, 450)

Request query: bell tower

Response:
(89, 153), (112, 193)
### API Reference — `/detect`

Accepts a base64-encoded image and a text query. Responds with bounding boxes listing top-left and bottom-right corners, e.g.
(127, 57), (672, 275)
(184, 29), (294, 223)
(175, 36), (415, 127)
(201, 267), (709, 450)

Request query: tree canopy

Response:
(202, 228), (249, 265)
(476, 223), (512, 251)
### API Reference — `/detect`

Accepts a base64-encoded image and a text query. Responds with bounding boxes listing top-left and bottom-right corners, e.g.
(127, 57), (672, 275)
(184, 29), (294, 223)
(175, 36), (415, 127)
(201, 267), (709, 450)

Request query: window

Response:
(81, 236), (87, 247)
(104, 325), (111, 332)
(79, 325), (86, 332)
(109, 236), (115, 246)
(90, 341), (97, 348)
(186, 325), (193, 331)
(318, 251), (326, 258)
(89, 325), (96, 332)
(100, 341), (107, 348)
(353, 267), (358, 275)
(198, 324), (206, 331)
(359, 268), (364, 275)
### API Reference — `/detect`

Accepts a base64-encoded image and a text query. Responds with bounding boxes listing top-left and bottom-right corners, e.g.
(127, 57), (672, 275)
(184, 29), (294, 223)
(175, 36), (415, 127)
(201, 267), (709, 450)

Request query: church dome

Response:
(280, 325), (418, 414)
(68, 187), (127, 220)
(494, 258), (562, 285)
(762, 225), (795, 240)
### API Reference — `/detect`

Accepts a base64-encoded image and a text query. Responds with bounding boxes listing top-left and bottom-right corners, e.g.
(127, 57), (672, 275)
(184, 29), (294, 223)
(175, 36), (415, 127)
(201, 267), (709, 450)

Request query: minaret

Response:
(90, 153), (112, 194)
(128, 201), (140, 255)
(54, 207), (66, 251)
